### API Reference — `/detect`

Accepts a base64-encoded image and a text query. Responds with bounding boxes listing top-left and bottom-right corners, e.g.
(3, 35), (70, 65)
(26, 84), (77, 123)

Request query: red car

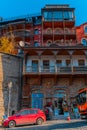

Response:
(2, 108), (46, 128)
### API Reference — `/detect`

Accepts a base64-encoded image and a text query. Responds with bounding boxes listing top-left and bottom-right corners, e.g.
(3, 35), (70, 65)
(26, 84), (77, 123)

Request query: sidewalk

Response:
(52, 114), (80, 120)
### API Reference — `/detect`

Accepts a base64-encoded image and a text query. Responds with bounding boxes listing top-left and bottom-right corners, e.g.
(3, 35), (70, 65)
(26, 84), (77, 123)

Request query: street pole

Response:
(8, 81), (12, 117)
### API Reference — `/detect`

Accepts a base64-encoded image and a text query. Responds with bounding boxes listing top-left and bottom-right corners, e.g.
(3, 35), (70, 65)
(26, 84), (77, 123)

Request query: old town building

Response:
(0, 4), (87, 117)
(0, 53), (22, 123)
(76, 22), (87, 46)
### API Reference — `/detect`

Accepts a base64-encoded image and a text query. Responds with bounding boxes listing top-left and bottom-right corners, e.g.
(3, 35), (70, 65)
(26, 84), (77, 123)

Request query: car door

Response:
(15, 110), (29, 125)
(26, 109), (38, 124)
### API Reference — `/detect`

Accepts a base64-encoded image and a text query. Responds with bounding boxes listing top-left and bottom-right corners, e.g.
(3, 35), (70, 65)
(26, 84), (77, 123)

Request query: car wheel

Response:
(36, 118), (43, 125)
(9, 120), (16, 128)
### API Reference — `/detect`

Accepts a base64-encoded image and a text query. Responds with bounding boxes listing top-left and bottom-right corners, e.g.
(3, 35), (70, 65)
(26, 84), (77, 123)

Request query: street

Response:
(0, 119), (87, 130)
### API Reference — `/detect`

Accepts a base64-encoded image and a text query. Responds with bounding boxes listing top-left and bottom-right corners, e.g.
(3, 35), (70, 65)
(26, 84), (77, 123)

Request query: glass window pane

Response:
(63, 11), (69, 20)
(69, 11), (73, 20)
(84, 26), (87, 33)
(78, 60), (84, 66)
(34, 42), (39, 47)
(53, 11), (63, 21)
(66, 60), (71, 66)
(34, 29), (39, 34)
(44, 11), (53, 21)
(32, 60), (38, 72)
(56, 60), (62, 67)
(82, 39), (87, 46)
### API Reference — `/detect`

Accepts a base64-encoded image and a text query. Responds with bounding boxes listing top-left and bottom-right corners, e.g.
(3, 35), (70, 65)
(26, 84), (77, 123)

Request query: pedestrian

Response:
(48, 105), (53, 120)
(62, 100), (70, 120)
(44, 105), (50, 120)
(73, 103), (80, 119)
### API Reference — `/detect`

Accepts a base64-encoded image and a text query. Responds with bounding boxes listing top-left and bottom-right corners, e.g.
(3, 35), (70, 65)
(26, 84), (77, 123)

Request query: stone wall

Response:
(0, 53), (22, 124)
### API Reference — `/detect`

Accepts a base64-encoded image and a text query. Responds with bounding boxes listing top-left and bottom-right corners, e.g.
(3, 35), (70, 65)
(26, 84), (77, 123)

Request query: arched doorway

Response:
(53, 89), (66, 115)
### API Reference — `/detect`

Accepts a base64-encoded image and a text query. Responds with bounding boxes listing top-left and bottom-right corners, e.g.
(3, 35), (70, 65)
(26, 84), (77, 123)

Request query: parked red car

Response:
(2, 108), (46, 128)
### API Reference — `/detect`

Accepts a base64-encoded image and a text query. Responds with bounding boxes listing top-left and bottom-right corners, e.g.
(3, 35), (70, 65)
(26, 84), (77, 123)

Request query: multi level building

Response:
(0, 14), (42, 47)
(0, 4), (87, 116)
(76, 22), (87, 46)
(41, 4), (77, 46)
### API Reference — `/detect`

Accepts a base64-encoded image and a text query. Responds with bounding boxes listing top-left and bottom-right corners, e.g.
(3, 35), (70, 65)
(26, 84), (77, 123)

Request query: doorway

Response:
(53, 89), (66, 115)
(31, 93), (44, 110)
(54, 98), (63, 115)
(58, 98), (63, 114)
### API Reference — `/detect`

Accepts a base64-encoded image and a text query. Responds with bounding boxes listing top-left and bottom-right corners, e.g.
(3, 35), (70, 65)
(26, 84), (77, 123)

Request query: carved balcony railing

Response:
(24, 66), (87, 75)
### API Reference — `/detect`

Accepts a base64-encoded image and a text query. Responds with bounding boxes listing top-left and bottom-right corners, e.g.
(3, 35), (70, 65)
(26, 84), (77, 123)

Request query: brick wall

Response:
(24, 77), (87, 107)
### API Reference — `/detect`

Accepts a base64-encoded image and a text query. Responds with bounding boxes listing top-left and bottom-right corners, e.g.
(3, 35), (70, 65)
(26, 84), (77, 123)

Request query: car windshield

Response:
(76, 91), (87, 104)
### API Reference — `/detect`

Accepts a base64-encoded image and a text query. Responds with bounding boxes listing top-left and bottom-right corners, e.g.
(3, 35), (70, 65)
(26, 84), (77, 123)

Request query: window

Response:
(32, 60), (38, 72)
(44, 11), (53, 21)
(54, 40), (60, 45)
(34, 29), (39, 35)
(66, 60), (71, 66)
(53, 11), (59, 20)
(34, 41), (39, 47)
(81, 38), (87, 46)
(46, 40), (52, 46)
(47, 28), (52, 34)
(43, 60), (49, 70)
(69, 11), (73, 20)
(53, 11), (63, 21)
(29, 110), (38, 114)
(76, 91), (86, 104)
(78, 59), (85, 66)
(56, 60), (62, 67)
(63, 11), (69, 20)
(19, 110), (30, 115)
(55, 28), (61, 34)
(84, 26), (87, 33)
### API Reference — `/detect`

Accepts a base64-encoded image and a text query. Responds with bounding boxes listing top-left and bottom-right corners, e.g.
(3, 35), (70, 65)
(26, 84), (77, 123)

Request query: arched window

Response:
(55, 28), (61, 34)
(34, 41), (39, 47)
(34, 29), (39, 35)
(46, 28), (52, 34)
(64, 28), (68, 33)
(54, 40), (60, 45)
(46, 40), (52, 46)
(84, 26), (87, 34)
(81, 38), (87, 46)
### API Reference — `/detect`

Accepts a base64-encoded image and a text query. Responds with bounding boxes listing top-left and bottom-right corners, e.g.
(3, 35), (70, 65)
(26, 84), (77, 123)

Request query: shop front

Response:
(45, 89), (66, 117)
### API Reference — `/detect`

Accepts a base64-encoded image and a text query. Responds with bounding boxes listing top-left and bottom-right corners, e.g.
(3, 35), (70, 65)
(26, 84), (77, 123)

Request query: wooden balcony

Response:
(43, 28), (76, 35)
(23, 66), (87, 75)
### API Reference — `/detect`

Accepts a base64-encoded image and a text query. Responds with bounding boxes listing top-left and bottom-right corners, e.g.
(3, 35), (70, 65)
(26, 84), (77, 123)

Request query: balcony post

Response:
(84, 51), (87, 66)
(69, 51), (73, 73)
(37, 51), (43, 73)
(52, 51), (58, 73)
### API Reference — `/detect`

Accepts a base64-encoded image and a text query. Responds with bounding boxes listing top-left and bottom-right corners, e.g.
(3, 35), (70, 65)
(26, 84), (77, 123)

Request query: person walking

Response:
(73, 103), (80, 119)
(62, 100), (70, 120)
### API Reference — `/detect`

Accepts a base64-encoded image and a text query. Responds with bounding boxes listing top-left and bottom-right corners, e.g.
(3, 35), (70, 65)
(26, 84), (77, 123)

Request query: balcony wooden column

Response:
(69, 51), (73, 85)
(69, 51), (73, 73)
(53, 51), (58, 73)
(84, 51), (87, 66)
(84, 51), (87, 85)
(37, 51), (43, 72)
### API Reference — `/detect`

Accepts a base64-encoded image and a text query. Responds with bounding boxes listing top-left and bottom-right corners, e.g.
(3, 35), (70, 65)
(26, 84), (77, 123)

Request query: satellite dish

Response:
(19, 41), (25, 47)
